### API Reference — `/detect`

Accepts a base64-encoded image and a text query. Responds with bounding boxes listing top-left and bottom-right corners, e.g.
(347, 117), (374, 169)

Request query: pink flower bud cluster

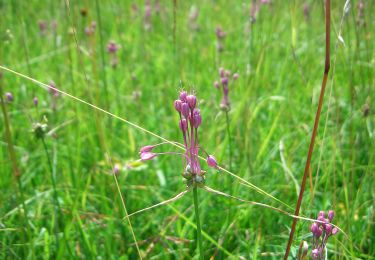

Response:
(107, 41), (119, 68)
(5, 92), (13, 102)
(174, 92), (203, 184)
(215, 27), (226, 52)
(144, 0), (152, 30)
(48, 81), (59, 97)
(138, 91), (218, 187)
(310, 210), (338, 259)
(48, 81), (60, 111)
(85, 21), (97, 36)
(214, 68), (238, 111)
(37, 20), (58, 36)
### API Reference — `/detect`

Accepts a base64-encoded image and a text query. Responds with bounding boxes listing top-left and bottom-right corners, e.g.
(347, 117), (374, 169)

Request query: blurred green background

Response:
(0, 0), (373, 258)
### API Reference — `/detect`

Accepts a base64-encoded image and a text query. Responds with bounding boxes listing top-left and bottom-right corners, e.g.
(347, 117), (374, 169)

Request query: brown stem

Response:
(0, 84), (20, 179)
(0, 76), (31, 240)
(284, 0), (330, 258)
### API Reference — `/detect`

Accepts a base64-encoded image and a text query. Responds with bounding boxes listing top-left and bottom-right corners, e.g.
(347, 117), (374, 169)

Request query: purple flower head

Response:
(48, 81), (59, 97)
(140, 152), (158, 161)
(214, 67), (235, 111)
(219, 67), (225, 78)
(5, 92), (13, 102)
(140, 145), (155, 153)
(214, 81), (219, 89)
(138, 91), (217, 187)
(325, 224), (333, 234)
(215, 27), (226, 39)
(174, 99), (182, 112)
(179, 91), (187, 102)
(315, 227), (322, 238)
(145, 3), (152, 18)
(107, 41), (118, 54)
(179, 118), (188, 132)
(207, 155), (217, 168)
(317, 215), (325, 224)
(181, 102), (190, 118)
(186, 94), (197, 109)
(221, 77), (229, 86)
(311, 249), (319, 259)
(192, 109), (202, 128)
(85, 21), (96, 36)
(310, 223), (319, 234)
(38, 20), (47, 35)
(113, 165), (120, 175)
(33, 96), (38, 106)
(310, 209), (339, 258)
(328, 210), (335, 221)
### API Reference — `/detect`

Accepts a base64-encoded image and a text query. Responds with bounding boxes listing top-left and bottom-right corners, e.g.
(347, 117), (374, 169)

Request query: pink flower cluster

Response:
(214, 68), (238, 111)
(310, 210), (338, 259)
(107, 41), (119, 68)
(139, 91), (218, 187)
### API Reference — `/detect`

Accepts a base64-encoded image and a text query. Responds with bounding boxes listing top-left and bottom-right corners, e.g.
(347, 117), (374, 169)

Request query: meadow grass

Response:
(0, 0), (374, 259)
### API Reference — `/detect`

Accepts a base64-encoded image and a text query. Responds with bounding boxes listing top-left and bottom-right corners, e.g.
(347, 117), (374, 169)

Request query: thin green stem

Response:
(225, 111), (232, 171)
(41, 137), (61, 250)
(40, 138), (74, 257)
(41, 138), (73, 257)
(193, 186), (203, 260)
(94, 0), (109, 108)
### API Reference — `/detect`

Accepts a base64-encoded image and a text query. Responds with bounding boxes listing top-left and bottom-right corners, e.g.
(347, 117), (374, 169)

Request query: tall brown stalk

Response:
(284, 0), (330, 258)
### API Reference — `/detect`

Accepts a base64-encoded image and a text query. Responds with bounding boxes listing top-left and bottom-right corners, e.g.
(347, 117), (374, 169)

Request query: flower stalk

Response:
(139, 91), (218, 259)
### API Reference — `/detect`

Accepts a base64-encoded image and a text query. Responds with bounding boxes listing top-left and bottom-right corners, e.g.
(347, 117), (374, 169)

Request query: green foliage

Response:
(0, 0), (373, 258)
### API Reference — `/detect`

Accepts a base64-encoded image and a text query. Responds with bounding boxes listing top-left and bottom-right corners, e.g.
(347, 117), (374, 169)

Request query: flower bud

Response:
(233, 73), (239, 80)
(325, 224), (333, 234)
(318, 211), (325, 218)
(140, 152), (158, 161)
(140, 145), (154, 153)
(225, 70), (231, 77)
(328, 210), (335, 221)
(221, 77), (228, 86)
(113, 165), (120, 175)
(48, 81), (59, 97)
(219, 67), (224, 77)
(311, 249), (319, 258)
(317, 215), (325, 224)
(315, 227), (322, 238)
(207, 155), (217, 168)
(223, 86), (229, 95)
(174, 99), (182, 112)
(193, 112), (202, 128)
(179, 91), (187, 102)
(310, 222), (319, 234)
(332, 227), (339, 235)
(186, 95), (197, 109)
(33, 97), (38, 106)
(5, 92), (13, 102)
(107, 41), (118, 53)
(179, 118), (188, 132)
(181, 102), (190, 118)
(214, 81), (219, 89)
